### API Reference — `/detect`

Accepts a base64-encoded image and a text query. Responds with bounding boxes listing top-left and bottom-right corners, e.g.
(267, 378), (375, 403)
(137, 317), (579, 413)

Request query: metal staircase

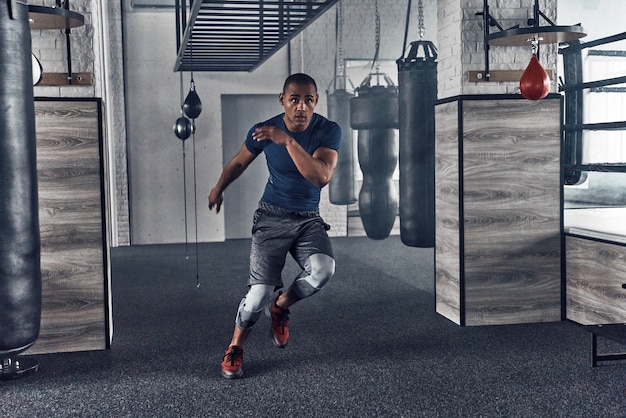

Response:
(174, 0), (340, 72)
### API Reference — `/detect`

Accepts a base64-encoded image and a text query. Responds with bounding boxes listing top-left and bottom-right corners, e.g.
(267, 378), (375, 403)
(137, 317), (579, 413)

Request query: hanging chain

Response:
(374, 0), (380, 54)
(337, 1), (344, 79)
(372, 0), (380, 73)
(418, 0), (425, 40)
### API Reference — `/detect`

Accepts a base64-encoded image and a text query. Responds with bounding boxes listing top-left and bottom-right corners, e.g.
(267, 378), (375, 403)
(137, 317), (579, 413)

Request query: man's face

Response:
(279, 82), (318, 132)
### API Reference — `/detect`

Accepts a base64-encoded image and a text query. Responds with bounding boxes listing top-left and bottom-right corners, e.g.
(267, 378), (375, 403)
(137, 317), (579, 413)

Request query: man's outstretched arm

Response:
(208, 143), (257, 213)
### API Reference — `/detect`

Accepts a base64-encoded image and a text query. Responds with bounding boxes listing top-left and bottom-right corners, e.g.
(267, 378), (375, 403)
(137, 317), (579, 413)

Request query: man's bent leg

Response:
(281, 253), (335, 306)
(222, 284), (275, 379)
(270, 254), (335, 348)
(235, 284), (275, 330)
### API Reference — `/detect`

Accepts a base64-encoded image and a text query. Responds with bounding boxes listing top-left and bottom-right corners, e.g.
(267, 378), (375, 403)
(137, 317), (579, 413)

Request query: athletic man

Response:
(208, 73), (341, 379)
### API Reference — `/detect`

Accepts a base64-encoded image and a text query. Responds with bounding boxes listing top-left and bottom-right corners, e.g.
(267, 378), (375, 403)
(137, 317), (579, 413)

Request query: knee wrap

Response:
(235, 284), (274, 330)
(291, 254), (335, 300)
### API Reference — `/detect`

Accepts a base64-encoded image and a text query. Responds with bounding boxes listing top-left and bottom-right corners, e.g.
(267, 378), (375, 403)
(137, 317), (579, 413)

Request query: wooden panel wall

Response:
(434, 101), (462, 324)
(566, 236), (626, 325)
(435, 96), (562, 326)
(26, 99), (110, 354)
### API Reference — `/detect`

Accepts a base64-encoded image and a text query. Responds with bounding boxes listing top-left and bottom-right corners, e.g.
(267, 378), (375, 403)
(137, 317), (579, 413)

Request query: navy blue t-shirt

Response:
(245, 113), (341, 212)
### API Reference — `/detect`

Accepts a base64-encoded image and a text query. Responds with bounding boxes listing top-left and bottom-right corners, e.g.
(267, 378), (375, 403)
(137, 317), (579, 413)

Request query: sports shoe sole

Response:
(271, 330), (288, 349)
(221, 368), (243, 379)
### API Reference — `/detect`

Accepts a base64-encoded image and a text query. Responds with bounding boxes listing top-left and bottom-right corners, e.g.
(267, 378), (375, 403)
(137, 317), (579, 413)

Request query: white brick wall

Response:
(30, 0), (95, 98)
(438, 0), (464, 97)
(440, 0), (558, 97)
(98, 1), (129, 246)
(30, 0), (130, 246)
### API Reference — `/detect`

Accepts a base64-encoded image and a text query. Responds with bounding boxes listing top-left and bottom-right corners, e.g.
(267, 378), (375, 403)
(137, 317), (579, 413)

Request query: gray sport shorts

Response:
(249, 201), (334, 288)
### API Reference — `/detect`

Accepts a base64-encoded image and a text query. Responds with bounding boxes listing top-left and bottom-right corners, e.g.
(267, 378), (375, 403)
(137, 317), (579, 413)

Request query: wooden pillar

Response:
(435, 94), (562, 326)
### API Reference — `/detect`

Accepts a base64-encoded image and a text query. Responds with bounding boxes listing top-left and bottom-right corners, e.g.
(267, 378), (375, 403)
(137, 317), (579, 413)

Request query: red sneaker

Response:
(221, 345), (243, 379)
(269, 298), (290, 348)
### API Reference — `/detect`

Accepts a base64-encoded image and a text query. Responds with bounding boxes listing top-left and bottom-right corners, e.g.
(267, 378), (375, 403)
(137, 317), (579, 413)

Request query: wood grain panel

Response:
(435, 101), (462, 324)
(462, 99), (562, 325)
(566, 236), (626, 325)
(39, 72), (93, 86)
(435, 96), (562, 326)
(26, 99), (109, 354)
(467, 70), (554, 83)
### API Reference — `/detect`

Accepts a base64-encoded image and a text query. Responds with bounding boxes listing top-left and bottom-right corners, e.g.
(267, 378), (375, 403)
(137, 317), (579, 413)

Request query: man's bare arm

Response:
(208, 143), (257, 213)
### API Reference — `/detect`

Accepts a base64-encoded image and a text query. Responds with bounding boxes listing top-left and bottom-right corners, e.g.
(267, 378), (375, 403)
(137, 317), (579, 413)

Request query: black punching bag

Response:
(351, 80), (399, 240)
(0, 1), (42, 378)
(328, 89), (356, 205)
(396, 40), (438, 247)
(357, 128), (398, 240)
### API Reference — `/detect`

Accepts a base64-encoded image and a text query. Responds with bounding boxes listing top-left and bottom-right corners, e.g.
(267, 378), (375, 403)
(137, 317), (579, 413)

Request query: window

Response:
(583, 51), (626, 164)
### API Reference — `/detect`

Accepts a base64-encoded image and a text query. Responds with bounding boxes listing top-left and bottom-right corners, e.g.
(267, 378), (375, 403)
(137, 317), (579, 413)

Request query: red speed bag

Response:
(520, 54), (550, 100)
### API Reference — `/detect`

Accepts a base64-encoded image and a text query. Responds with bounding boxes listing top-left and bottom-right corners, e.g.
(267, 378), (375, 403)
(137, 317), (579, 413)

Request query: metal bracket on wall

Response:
(28, 5), (84, 29)
(476, 0), (585, 82)
(38, 72), (93, 86)
(28, 4), (85, 86)
(468, 69), (554, 83)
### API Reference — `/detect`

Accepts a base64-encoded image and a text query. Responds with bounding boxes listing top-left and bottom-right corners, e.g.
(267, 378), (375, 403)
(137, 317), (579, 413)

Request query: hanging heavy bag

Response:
(397, 40), (438, 248)
(328, 89), (356, 205)
(357, 128), (399, 240)
(0, 1), (42, 360)
(351, 84), (399, 240)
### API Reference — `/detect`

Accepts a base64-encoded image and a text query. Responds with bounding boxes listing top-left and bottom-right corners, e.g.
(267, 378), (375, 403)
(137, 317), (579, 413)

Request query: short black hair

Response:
(283, 73), (317, 93)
